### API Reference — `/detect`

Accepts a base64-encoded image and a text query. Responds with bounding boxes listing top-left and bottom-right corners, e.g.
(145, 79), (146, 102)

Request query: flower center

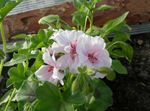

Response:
(70, 41), (77, 59)
(48, 66), (54, 72)
(88, 53), (98, 64)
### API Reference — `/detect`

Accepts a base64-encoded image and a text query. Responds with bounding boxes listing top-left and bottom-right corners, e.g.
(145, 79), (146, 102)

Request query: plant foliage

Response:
(0, 0), (133, 111)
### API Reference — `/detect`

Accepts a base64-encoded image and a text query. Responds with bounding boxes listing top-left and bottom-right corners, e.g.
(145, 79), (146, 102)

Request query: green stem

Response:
(84, 16), (88, 32)
(0, 22), (7, 52)
(0, 60), (4, 76)
(0, 22), (7, 76)
(89, 15), (93, 32)
(4, 88), (16, 111)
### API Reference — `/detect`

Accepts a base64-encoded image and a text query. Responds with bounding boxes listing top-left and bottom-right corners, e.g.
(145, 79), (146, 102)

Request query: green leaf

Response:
(73, 0), (83, 9)
(73, 0), (88, 9)
(0, 0), (22, 22)
(7, 64), (29, 89)
(107, 41), (133, 62)
(4, 54), (27, 66)
(15, 80), (38, 101)
(96, 4), (114, 11)
(86, 26), (101, 36)
(101, 12), (129, 37)
(106, 70), (116, 81)
(72, 11), (87, 27)
(97, 67), (116, 81)
(38, 15), (60, 28)
(36, 82), (61, 101)
(63, 90), (86, 105)
(35, 82), (63, 111)
(31, 52), (43, 72)
(88, 79), (113, 111)
(30, 29), (53, 49)
(112, 32), (131, 42)
(11, 34), (28, 40)
(71, 72), (93, 95)
(0, 89), (13, 105)
(7, 42), (23, 52)
(112, 60), (127, 74)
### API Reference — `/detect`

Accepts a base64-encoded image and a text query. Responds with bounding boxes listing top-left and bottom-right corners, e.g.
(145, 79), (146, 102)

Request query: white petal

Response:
(42, 51), (55, 66)
(51, 42), (65, 53)
(64, 46), (71, 53)
(57, 54), (73, 69)
(52, 68), (64, 80)
(95, 72), (106, 79)
(35, 65), (53, 82)
(69, 56), (80, 73)
(97, 49), (112, 68)
(52, 30), (69, 45)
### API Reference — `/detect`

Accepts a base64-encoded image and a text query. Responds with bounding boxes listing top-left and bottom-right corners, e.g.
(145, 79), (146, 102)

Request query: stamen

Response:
(88, 53), (98, 64)
(48, 66), (54, 72)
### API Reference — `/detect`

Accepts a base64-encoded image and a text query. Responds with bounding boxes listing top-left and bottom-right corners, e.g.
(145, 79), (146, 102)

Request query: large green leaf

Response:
(101, 12), (129, 37)
(0, 0), (23, 22)
(15, 80), (38, 102)
(35, 82), (63, 111)
(88, 79), (113, 111)
(7, 64), (30, 89)
(107, 41), (133, 62)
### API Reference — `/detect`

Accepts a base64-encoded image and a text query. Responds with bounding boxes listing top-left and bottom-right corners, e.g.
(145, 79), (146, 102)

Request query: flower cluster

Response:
(35, 30), (112, 84)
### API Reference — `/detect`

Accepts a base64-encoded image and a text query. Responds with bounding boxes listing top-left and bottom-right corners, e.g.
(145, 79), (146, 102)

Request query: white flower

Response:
(35, 49), (64, 85)
(77, 35), (112, 78)
(51, 30), (85, 73)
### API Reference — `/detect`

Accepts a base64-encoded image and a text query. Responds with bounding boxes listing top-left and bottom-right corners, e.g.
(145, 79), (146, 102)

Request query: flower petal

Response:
(42, 51), (56, 66)
(35, 65), (53, 82)
(57, 54), (73, 69)
(95, 72), (106, 79)
(51, 42), (65, 53)
(52, 68), (64, 80)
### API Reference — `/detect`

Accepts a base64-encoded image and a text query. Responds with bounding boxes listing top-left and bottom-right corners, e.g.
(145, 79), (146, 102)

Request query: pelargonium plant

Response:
(0, 0), (133, 111)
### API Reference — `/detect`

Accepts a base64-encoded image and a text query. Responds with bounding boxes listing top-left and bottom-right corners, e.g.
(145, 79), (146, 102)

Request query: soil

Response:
(107, 33), (150, 111)
(0, 33), (150, 111)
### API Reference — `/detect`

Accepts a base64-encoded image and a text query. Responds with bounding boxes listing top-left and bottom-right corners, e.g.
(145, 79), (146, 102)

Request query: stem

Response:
(89, 14), (93, 32)
(0, 22), (7, 52)
(0, 60), (4, 76)
(84, 16), (88, 32)
(0, 22), (7, 76)
(4, 88), (16, 111)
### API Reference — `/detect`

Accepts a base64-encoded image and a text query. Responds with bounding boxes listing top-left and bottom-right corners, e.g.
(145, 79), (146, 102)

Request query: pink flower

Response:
(35, 49), (64, 85)
(77, 36), (112, 78)
(51, 30), (85, 73)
